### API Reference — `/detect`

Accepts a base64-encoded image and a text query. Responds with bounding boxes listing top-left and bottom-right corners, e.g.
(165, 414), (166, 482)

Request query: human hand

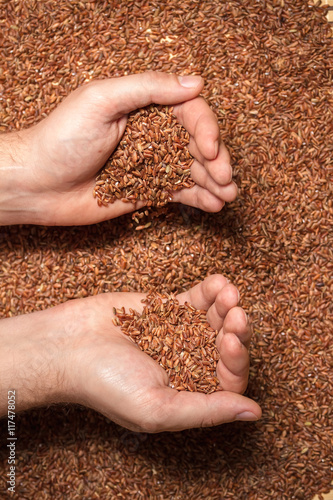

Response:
(0, 72), (237, 226)
(0, 275), (261, 430)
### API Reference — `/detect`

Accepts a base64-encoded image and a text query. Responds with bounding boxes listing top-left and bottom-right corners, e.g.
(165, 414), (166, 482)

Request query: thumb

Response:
(151, 388), (262, 432)
(86, 71), (204, 119)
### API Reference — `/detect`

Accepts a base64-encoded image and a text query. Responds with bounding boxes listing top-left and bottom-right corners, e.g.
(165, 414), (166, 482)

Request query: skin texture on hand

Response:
(0, 275), (261, 431)
(0, 72), (237, 226)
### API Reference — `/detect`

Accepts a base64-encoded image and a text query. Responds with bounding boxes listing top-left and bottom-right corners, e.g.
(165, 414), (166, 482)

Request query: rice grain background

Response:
(0, 1), (332, 499)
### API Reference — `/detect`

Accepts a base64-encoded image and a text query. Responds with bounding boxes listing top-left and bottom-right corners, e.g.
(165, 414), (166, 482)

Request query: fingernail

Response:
(236, 411), (258, 421)
(178, 75), (202, 88)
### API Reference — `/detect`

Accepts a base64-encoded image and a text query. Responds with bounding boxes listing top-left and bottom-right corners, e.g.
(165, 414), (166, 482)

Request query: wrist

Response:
(0, 305), (72, 416)
(0, 130), (46, 225)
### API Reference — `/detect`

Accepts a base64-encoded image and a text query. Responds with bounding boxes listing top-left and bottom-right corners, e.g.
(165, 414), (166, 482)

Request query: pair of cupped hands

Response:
(0, 72), (261, 430)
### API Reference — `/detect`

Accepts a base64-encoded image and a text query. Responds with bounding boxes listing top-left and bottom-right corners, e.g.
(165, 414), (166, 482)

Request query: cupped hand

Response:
(61, 275), (261, 432)
(19, 72), (237, 225)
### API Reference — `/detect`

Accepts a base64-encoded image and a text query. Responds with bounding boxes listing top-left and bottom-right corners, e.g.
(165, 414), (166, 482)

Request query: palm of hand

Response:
(34, 94), (125, 185)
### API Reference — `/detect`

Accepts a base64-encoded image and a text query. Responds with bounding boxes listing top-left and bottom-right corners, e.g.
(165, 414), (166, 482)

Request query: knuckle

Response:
(80, 80), (105, 103)
(135, 395), (170, 434)
(139, 413), (166, 434)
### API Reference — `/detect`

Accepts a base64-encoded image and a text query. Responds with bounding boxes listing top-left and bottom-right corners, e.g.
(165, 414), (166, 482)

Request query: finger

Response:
(188, 136), (233, 186)
(206, 284), (240, 331)
(223, 307), (252, 348)
(216, 333), (250, 394)
(90, 197), (148, 221)
(85, 72), (204, 120)
(173, 97), (220, 161)
(204, 142), (232, 185)
(149, 387), (261, 431)
(190, 160), (238, 202)
(187, 136), (206, 165)
(177, 274), (229, 309)
(51, 182), (149, 225)
(172, 185), (225, 212)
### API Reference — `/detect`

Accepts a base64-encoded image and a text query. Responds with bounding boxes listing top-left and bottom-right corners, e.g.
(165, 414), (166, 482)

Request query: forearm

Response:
(0, 307), (70, 416)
